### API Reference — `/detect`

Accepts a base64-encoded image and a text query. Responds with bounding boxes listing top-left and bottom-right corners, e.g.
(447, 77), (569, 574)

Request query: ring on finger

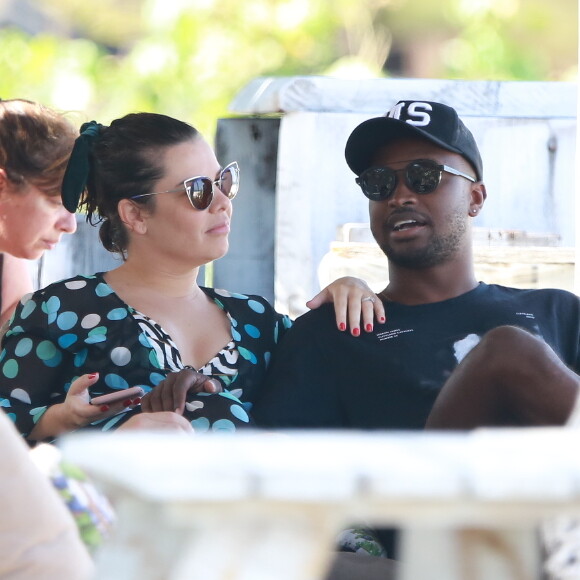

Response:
(361, 296), (376, 303)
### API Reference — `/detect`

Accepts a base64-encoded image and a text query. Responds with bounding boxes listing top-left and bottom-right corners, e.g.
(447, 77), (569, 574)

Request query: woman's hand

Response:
(307, 276), (385, 336)
(28, 373), (140, 441)
(141, 368), (222, 415)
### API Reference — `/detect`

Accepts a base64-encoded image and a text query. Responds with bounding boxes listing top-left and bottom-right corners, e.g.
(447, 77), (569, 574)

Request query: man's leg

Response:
(426, 326), (580, 429)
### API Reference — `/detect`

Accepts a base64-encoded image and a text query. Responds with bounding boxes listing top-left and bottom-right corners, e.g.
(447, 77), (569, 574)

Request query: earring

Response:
(471, 208), (478, 215)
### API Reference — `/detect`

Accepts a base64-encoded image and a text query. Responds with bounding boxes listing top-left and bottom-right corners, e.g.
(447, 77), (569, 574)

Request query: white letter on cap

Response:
(385, 102), (406, 120)
(406, 102), (432, 126)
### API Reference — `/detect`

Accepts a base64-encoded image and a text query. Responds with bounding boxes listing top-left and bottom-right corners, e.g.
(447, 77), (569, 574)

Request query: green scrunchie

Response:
(61, 120), (102, 213)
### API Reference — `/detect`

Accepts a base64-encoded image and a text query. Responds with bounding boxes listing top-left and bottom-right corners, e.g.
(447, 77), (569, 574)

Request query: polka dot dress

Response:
(0, 273), (292, 437)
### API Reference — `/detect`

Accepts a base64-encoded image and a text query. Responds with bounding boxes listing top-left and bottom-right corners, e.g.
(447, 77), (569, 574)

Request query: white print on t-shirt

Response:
(376, 328), (414, 341)
(516, 312), (536, 319)
(453, 333), (481, 364)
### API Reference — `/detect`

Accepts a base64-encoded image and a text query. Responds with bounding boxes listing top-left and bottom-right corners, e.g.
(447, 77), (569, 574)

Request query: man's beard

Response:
(378, 214), (468, 270)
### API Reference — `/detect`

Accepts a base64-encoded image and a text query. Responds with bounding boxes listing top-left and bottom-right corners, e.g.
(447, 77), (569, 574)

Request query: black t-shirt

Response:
(254, 283), (580, 429)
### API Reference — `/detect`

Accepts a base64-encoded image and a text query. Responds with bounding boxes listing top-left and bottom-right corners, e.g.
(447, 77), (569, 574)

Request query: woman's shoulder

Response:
(16, 273), (114, 316)
(32, 273), (105, 299)
(203, 287), (275, 312)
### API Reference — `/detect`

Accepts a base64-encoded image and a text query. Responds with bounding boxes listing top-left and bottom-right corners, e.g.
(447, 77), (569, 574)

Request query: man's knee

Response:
(478, 325), (541, 355)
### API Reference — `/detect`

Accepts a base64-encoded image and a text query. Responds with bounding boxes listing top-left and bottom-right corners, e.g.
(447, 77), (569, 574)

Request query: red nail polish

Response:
(339, 322), (346, 331)
(99, 405), (109, 412)
(379, 316), (386, 323)
(88, 373), (97, 379)
(352, 328), (360, 336)
(366, 323), (373, 332)
(132, 397), (142, 405)
(122, 399), (132, 407)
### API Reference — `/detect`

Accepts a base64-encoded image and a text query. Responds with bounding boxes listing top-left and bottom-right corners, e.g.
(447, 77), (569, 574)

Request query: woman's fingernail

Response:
(122, 399), (132, 407)
(132, 397), (142, 405)
(99, 405), (109, 412)
(88, 373), (98, 379)
(339, 322), (346, 331)
(366, 323), (373, 332)
(379, 316), (386, 323)
(352, 327), (360, 336)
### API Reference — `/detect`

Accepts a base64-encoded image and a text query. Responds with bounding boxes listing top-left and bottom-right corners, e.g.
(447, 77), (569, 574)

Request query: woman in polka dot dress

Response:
(0, 112), (384, 442)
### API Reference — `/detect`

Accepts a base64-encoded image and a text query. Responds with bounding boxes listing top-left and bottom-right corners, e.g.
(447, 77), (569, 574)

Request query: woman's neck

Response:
(106, 258), (202, 300)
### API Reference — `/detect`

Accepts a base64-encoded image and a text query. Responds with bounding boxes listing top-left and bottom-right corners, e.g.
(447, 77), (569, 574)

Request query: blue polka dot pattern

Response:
(14, 338), (33, 357)
(57, 311), (78, 331)
(247, 300), (265, 314)
(0, 274), (292, 437)
(20, 300), (37, 320)
(2, 360), (18, 379)
(58, 334), (78, 349)
(149, 372), (165, 386)
(244, 324), (260, 338)
(230, 404), (250, 423)
(191, 417), (210, 432)
(95, 283), (114, 297)
(107, 308), (128, 321)
(104, 374), (129, 390)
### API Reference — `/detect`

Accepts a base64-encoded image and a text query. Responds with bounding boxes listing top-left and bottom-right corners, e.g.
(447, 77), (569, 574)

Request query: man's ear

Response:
(117, 198), (149, 235)
(471, 181), (487, 207)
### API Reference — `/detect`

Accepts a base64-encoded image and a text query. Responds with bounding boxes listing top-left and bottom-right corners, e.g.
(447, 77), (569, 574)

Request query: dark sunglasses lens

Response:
(406, 162), (442, 194)
(219, 164), (239, 199)
(358, 168), (396, 200)
(188, 177), (213, 210)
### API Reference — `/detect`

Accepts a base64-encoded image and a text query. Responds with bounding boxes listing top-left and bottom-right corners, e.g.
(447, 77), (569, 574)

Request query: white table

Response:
(60, 428), (580, 580)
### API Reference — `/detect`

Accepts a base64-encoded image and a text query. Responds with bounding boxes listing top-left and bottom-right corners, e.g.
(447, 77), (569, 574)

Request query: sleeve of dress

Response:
(253, 305), (344, 428)
(0, 291), (73, 438)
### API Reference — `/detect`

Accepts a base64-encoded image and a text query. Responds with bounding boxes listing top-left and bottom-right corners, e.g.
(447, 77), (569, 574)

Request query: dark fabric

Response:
(254, 283), (580, 429)
(0, 273), (291, 437)
(253, 282), (580, 559)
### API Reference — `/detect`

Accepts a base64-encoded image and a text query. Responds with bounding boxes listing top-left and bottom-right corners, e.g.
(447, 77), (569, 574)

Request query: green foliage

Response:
(0, 0), (576, 140)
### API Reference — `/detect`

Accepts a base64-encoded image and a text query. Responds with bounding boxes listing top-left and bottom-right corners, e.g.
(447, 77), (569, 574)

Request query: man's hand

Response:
(118, 411), (194, 433)
(141, 368), (222, 415)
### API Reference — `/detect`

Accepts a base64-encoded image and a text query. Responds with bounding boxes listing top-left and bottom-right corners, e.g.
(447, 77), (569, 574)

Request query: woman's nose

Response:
(59, 209), (77, 233)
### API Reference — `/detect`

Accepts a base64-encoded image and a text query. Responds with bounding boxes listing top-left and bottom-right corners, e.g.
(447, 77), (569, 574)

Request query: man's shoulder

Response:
(293, 303), (336, 326)
(483, 283), (579, 304)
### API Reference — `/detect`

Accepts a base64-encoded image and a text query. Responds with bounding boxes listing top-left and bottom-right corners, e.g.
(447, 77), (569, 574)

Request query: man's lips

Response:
(386, 212), (429, 233)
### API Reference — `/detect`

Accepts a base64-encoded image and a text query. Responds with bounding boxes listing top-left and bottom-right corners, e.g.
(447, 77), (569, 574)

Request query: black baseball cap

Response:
(345, 100), (483, 180)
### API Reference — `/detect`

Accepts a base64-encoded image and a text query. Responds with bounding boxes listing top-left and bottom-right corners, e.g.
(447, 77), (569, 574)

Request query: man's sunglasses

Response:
(356, 159), (475, 201)
(131, 161), (240, 210)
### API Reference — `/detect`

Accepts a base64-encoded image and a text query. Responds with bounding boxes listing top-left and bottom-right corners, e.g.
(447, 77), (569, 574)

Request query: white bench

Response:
(60, 428), (580, 580)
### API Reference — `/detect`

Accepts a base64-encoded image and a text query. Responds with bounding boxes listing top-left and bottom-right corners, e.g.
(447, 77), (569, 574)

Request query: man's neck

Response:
(383, 260), (479, 305)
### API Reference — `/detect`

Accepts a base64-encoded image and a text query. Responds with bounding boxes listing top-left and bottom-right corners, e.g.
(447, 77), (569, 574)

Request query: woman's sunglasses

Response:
(131, 161), (240, 210)
(356, 159), (475, 201)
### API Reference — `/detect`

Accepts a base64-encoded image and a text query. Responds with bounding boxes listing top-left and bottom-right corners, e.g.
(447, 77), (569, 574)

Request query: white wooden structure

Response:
(214, 77), (577, 317)
(60, 428), (580, 580)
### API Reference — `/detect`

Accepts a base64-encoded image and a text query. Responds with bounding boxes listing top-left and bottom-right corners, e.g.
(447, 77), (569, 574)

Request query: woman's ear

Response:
(117, 198), (149, 235)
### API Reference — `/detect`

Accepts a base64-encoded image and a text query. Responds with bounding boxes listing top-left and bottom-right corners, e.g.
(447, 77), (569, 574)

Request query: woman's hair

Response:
(81, 112), (200, 255)
(0, 99), (77, 196)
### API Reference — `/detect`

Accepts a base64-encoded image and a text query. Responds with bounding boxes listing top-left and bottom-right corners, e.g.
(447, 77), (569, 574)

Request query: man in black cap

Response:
(255, 99), (579, 431)
(253, 100), (580, 565)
